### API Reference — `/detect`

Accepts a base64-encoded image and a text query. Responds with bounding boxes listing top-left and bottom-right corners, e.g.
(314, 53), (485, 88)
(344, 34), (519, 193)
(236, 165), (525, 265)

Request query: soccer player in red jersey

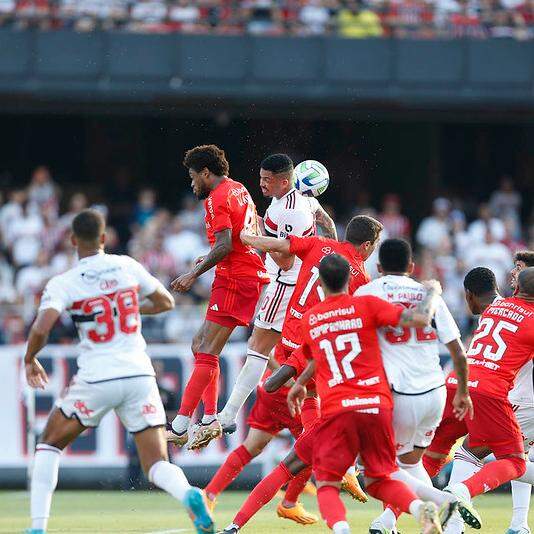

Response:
(424, 267), (534, 530)
(168, 145), (269, 450)
(218, 255), (470, 534)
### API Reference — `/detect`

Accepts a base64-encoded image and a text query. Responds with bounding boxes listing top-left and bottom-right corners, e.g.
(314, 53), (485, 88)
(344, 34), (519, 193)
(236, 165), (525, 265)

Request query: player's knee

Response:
(242, 441), (265, 458)
(508, 455), (527, 478)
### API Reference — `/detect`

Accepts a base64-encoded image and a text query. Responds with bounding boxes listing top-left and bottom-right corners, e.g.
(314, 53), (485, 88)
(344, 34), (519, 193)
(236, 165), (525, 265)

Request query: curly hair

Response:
(183, 144), (229, 176)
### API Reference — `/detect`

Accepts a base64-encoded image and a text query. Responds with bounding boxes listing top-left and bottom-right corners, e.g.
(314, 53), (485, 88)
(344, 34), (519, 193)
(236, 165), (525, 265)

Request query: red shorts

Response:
(294, 408), (397, 481)
(206, 276), (262, 328)
(247, 385), (303, 438)
(429, 387), (524, 458)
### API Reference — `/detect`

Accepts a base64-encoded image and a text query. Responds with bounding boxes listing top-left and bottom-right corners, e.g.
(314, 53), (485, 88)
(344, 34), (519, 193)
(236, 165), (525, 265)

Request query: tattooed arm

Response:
(398, 280), (443, 328)
(315, 206), (337, 240)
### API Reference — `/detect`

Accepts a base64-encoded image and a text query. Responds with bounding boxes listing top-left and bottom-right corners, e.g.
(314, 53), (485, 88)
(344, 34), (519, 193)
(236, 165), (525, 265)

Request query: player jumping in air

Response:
(219, 255), (475, 534)
(24, 209), (214, 534)
(218, 153), (336, 435)
(167, 145), (269, 450)
(355, 239), (471, 534)
(424, 267), (534, 531)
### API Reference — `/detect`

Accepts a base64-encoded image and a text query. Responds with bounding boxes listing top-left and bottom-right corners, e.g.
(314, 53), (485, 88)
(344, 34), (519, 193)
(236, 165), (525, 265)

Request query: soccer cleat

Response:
(184, 487), (215, 534)
(166, 421), (188, 447)
(444, 484), (482, 530)
(443, 509), (464, 534)
(203, 490), (217, 513)
(438, 499), (458, 530)
(188, 420), (223, 450)
(341, 471), (368, 503)
(217, 525), (239, 534)
(369, 519), (393, 533)
(25, 530), (46, 534)
(303, 480), (317, 496)
(418, 501), (443, 534)
(505, 529), (531, 534)
(222, 422), (237, 434)
(276, 502), (319, 525)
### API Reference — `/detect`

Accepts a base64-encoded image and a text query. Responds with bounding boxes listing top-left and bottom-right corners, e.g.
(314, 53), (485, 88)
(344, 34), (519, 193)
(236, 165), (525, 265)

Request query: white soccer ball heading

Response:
(293, 160), (330, 198)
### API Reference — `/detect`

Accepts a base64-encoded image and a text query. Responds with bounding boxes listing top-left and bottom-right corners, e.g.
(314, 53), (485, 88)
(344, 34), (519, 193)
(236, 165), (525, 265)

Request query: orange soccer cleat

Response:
(276, 502), (319, 525)
(302, 480), (317, 496)
(341, 470), (368, 503)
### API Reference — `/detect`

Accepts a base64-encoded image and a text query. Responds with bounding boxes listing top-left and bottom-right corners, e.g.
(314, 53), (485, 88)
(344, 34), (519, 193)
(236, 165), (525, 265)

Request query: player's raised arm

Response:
(314, 206), (337, 240)
(24, 308), (60, 389)
(240, 230), (291, 254)
(397, 280), (443, 328)
(171, 228), (232, 292)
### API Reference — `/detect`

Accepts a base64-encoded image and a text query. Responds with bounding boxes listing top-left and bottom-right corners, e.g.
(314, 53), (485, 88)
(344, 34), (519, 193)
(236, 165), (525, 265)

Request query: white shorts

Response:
(512, 404), (534, 448)
(254, 280), (294, 333)
(392, 387), (446, 456)
(57, 375), (166, 433)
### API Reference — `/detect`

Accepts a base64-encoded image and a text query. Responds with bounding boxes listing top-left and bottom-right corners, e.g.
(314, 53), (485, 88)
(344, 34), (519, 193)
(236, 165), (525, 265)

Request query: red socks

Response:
(301, 397), (320, 430)
(205, 445), (252, 498)
(366, 478), (419, 514)
(422, 453), (448, 478)
(463, 456), (526, 497)
(202, 364), (220, 416)
(234, 463), (293, 527)
(284, 466), (312, 504)
(317, 485), (346, 529)
(178, 353), (218, 417)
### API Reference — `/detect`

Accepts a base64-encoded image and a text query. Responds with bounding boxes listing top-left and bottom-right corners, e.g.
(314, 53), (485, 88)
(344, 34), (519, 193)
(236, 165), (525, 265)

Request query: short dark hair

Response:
(379, 239), (412, 273)
(72, 209), (105, 242)
(183, 144), (229, 176)
(514, 250), (534, 267)
(463, 267), (498, 296)
(260, 154), (294, 174)
(518, 267), (534, 296)
(319, 254), (350, 292)
(345, 215), (383, 246)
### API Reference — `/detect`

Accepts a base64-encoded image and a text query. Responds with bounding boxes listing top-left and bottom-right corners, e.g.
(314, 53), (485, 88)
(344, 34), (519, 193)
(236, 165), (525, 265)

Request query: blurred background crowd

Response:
(0, 0), (532, 40)
(0, 164), (531, 346)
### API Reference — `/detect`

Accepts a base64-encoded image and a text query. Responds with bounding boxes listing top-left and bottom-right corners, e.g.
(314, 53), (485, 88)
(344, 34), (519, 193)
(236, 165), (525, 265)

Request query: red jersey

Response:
(204, 178), (268, 282)
(448, 297), (534, 399)
(301, 293), (403, 418)
(281, 235), (370, 349)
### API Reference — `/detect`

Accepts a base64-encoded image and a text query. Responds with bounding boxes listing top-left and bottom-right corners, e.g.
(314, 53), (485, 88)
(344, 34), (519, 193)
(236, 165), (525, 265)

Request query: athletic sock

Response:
(332, 520), (350, 533)
(449, 445), (483, 484)
(201, 364), (220, 418)
(510, 480), (531, 530)
(148, 460), (191, 502)
(376, 507), (397, 530)
(283, 466), (312, 505)
(177, 353), (219, 418)
(398, 460), (433, 486)
(205, 445), (253, 498)
(30, 444), (61, 531)
(233, 463), (293, 527)
(171, 414), (190, 435)
(317, 486), (346, 529)
(219, 351), (268, 424)
(462, 456), (526, 497)
(422, 453), (448, 478)
(366, 477), (420, 514)
(392, 468), (453, 506)
(300, 397), (320, 430)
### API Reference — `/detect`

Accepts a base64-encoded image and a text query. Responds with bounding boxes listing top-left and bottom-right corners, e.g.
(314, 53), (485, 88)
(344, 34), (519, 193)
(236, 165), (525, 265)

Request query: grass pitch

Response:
(0, 489), (528, 533)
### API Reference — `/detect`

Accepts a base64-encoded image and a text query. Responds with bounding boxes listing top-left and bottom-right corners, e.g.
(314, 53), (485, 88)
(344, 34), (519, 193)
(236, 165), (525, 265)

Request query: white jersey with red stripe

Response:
(39, 252), (164, 383)
(263, 187), (319, 285)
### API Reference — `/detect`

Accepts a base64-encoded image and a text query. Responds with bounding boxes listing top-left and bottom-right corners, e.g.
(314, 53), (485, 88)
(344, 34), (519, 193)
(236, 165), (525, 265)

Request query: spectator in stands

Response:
(28, 165), (59, 215)
(337, 0), (384, 37)
(468, 202), (506, 243)
(133, 188), (157, 228)
(242, 0), (284, 35)
(0, 189), (25, 246)
(298, 0), (333, 34)
(489, 175), (522, 237)
(377, 193), (410, 238)
(7, 199), (43, 268)
(168, 0), (201, 31)
(416, 196), (451, 251)
(129, 0), (168, 32)
(57, 192), (88, 235)
(163, 215), (206, 273)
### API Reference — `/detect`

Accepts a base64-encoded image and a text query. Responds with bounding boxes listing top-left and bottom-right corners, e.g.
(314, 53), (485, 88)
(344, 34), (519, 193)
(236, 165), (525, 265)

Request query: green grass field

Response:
(0, 489), (528, 533)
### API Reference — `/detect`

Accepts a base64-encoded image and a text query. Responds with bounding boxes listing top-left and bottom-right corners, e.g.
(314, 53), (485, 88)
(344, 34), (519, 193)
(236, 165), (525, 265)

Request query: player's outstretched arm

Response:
(139, 286), (175, 315)
(287, 360), (315, 417)
(171, 229), (232, 292)
(240, 230), (290, 254)
(24, 309), (60, 389)
(315, 206), (337, 240)
(446, 339), (474, 421)
(264, 365), (296, 392)
(398, 280), (442, 328)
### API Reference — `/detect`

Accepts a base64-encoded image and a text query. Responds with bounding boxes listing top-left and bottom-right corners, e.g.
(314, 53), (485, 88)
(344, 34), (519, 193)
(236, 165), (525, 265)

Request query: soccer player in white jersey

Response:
(24, 209), (214, 534)
(218, 153), (336, 433)
(355, 239), (471, 534)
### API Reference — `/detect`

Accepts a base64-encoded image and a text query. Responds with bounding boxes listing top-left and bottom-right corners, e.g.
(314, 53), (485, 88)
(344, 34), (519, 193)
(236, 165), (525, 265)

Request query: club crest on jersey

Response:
(322, 246), (332, 254)
(100, 278), (118, 291)
(81, 270), (99, 284)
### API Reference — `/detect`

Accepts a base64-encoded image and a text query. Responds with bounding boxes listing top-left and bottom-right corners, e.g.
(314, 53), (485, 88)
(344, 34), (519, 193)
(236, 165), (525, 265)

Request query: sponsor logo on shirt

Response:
(100, 278), (118, 291)
(210, 304), (219, 311)
(341, 395), (380, 408)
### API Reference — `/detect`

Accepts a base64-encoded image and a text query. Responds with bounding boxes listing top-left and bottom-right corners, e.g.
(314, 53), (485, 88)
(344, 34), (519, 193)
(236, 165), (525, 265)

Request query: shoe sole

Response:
(222, 423), (237, 434)
(457, 502), (482, 530)
(341, 481), (368, 503)
(184, 488), (215, 534)
(189, 427), (223, 450)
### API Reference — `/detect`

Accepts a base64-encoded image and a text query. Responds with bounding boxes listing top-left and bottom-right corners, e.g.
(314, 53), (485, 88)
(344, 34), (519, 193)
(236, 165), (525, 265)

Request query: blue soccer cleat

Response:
(184, 487), (215, 534)
(25, 530), (46, 534)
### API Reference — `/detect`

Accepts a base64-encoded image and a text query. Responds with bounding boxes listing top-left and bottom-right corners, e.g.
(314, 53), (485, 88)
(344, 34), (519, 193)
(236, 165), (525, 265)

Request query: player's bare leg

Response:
(218, 326), (279, 432)
(135, 426), (214, 534)
(27, 409), (86, 534)
(169, 320), (234, 449)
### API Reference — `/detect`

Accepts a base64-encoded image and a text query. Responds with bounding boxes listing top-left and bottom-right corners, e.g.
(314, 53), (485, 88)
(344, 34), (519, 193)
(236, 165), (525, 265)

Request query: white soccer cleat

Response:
(369, 518), (394, 533)
(444, 484), (482, 530)
(443, 509), (465, 534)
(418, 501), (443, 534)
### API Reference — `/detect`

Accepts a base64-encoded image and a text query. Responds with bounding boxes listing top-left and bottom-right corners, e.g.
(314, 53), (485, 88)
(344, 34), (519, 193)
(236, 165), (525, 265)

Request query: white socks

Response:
(148, 460), (191, 502)
(171, 414), (190, 435)
(219, 351), (268, 424)
(409, 499), (426, 518)
(510, 480), (531, 530)
(392, 465), (453, 506)
(450, 445), (483, 484)
(332, 520), (350, 533)
(517, 460), (534, 484)
(398, 459), (433, 486)
(201, 414), (217, 425)
(30, 444), (61, 531)
(376, 507), (397, 530)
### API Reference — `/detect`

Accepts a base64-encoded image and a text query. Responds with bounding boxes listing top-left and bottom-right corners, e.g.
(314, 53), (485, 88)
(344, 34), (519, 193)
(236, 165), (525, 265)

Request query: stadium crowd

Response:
(0, 164), (531, 345)
(0, 0), (532, 39)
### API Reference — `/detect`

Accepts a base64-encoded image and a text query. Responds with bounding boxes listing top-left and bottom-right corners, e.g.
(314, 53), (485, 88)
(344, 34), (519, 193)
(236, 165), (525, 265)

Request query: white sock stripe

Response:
(36, 444), (62, 454)
(457, 446), (482, 465)
(246, 349), (269, 361)
(454, 454), (482, 467)
(454, 449), (483, 466)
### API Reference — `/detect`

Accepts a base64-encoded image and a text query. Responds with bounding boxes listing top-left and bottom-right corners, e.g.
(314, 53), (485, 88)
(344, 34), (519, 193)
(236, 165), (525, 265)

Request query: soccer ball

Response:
(293, 160), (330, 197)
